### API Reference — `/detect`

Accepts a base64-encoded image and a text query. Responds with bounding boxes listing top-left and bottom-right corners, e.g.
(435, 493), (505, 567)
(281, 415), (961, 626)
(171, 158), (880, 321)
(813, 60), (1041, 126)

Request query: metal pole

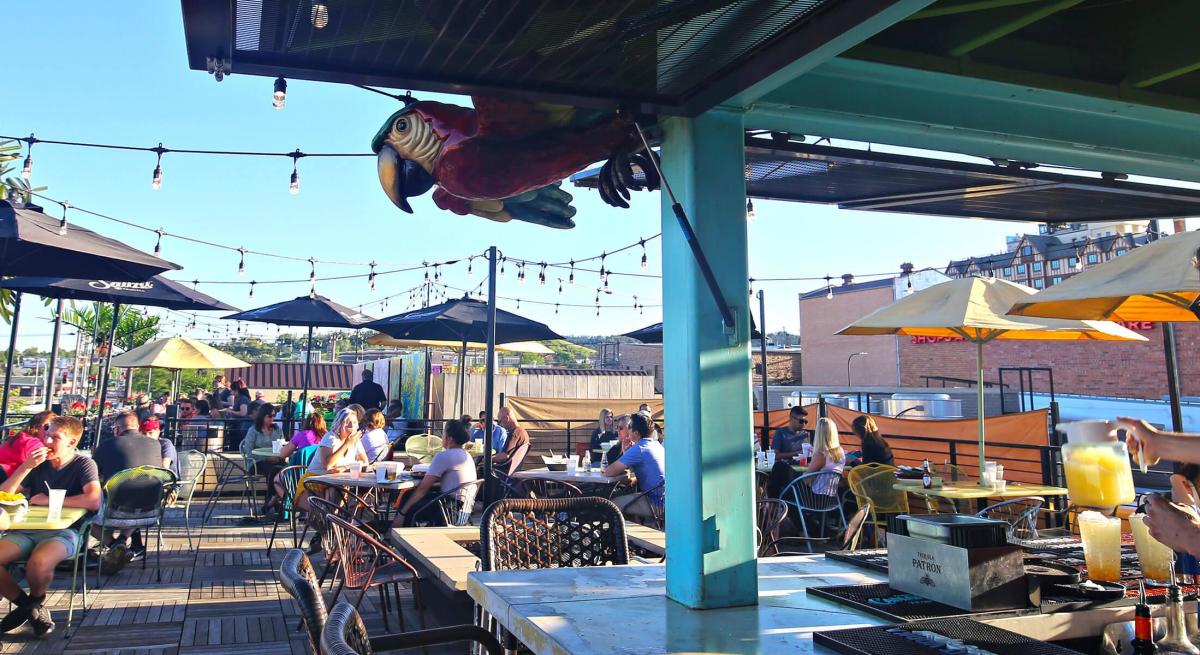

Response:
(94, 302), (121, 443)
(300, 325), (314, 421)
(976, 340), (987, 484)
(458, 340), (468, 418)
(757, 290), (769, 450)
(1163, 323), (1185, 432)
(0, 292), (23, 429)
(424, 281), (433, 420)
(482, 246), (498, 508)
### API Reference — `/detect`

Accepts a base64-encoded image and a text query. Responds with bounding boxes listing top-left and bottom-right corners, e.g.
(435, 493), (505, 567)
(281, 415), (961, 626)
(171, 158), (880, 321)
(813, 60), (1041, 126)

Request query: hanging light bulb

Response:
(539, 263), (546, 286)
(467, 257), (473, 276)
(289, 151), (302, 195)
(434, 264), (441, 281)
(249, 281), (256, 298)
(154, 228), (164, 255)
(237, 247), (246, 275)
(20, 135), (34, 181)
(500, 257), (506, 276)
(272, 77), (287, 109)
(57, 202), (69, 236)
(599, 252), (607, 282)
(746, 198), (756, 222)
(640, 239), (648, 268)
(311, 1), (329, 28)
(555, 303), (559, 314)
(558, 279), (563, 294)
(569, 260), (575, 286)
(516, 298), (520, 309)
(518, 263), (526, 283)
(368, 261), (377, 291)
(308, 258), (317, 286)
(825, 275), (834, 300)
(596, 305), (600, 317)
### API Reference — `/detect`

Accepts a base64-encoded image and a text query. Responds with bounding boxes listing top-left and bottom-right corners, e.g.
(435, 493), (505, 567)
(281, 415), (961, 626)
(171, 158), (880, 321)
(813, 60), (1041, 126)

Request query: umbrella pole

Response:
(94, 302), (121, 443)
(757, 290), (770, 450)
(1163, 323), (1185, 432)
(0, 292), (23, 429)
(458, 340), (467, 418)
(300, 325), (314, 422)
(976, 340), (986, 484)
(482, 246), (498, 507)
(44, 298), (63, 407)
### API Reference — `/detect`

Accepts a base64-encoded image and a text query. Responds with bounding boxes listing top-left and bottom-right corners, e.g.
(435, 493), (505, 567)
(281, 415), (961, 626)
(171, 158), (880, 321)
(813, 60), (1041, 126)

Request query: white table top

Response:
(511, 467), (626, 485)
(391, 526), (479, 592)
(467, 556), (886, 655)
(308, 472), (417, 490)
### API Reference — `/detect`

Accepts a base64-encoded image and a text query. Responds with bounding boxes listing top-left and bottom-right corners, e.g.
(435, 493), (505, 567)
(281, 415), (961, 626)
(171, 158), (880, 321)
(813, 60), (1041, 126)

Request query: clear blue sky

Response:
(3, 2), (1056, 350)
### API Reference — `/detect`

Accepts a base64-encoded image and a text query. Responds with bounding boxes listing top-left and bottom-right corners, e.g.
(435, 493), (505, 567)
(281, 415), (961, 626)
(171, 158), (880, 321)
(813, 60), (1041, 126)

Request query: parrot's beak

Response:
(377, 144), (434, 213)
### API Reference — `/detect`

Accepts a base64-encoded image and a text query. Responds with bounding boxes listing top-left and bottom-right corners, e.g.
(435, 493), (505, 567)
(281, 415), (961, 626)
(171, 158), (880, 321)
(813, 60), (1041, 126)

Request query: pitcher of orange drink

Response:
(1058, 420), (1136, 508)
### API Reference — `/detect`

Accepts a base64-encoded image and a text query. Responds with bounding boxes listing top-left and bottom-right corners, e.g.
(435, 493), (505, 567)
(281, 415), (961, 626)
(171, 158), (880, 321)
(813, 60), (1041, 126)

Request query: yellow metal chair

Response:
(846, 464), (907, 547)
(403, 434), (443, 465)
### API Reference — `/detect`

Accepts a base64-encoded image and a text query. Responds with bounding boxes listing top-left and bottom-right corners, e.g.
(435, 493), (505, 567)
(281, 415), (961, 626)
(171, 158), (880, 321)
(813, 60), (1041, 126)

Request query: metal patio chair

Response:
(321, 601), (501, 655)
(408, 479), (483, 527)
(975, 496), (1044, 541)
(173, 449), (207, 551)
(94, 465), (177, 584)
(325, 514), (422, 632)
(267, 465), (307, 555)
(779, 470), (847, 552)
(756, 498), (789, 557)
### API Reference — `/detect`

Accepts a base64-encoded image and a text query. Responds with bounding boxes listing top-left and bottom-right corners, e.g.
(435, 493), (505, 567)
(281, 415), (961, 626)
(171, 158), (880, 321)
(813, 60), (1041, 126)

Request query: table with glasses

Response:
(467, 555), (885, 655)
(251, 447), (281, 459)
(511, 467), (627, 486)
(308, 471), (418, 491)
(893, 480), (1069, 514)
(4, 506), (87, 531)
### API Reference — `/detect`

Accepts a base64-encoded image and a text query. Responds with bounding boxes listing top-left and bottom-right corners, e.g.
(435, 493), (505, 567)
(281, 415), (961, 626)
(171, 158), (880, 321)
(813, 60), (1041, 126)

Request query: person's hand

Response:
(27, 493), (49, 505)
(21, 447), (49, 471)
(1144, 494), (1200, 557)
(1117, 417), (1162, 465)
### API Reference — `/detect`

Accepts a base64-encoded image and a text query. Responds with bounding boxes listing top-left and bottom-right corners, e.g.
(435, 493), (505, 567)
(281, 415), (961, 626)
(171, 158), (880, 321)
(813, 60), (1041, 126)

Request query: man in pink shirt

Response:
(0, 412), (55, 483)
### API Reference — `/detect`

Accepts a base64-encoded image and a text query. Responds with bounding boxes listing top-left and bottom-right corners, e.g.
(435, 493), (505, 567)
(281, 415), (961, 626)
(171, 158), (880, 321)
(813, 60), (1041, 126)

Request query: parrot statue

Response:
(371, 95), (660, 229)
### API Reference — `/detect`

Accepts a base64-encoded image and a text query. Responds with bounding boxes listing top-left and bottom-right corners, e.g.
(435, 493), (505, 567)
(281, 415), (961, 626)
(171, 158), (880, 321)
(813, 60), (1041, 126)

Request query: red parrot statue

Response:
(371, 96), (659, 229)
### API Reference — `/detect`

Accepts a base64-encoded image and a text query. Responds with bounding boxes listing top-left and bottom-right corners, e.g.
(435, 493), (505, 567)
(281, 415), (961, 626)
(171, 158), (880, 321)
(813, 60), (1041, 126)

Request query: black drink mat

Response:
(814, 618), (1084, 655)
(806, 583), (1026, 622)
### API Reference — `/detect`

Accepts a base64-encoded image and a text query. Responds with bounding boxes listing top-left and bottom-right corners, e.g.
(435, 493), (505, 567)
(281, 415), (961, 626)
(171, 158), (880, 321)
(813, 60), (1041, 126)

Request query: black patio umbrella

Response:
(623, 321), (762, 343)
(0, 200), (180, 281)
(224, 294), (375, 422)
(366, 296), (564, 416)
(0, 275), (238, 434)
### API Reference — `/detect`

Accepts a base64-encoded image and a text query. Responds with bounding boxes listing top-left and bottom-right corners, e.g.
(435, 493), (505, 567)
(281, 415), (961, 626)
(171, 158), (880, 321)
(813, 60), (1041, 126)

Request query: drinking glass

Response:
(1130, 513), (1173, 582)
(47, 489), (66, 521)
(1078, 510), (1123, 582)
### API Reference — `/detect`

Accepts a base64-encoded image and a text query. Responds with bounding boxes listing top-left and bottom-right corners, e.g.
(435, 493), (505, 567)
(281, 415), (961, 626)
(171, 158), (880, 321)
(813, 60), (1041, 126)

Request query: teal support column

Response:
(661, 109), (757, 609)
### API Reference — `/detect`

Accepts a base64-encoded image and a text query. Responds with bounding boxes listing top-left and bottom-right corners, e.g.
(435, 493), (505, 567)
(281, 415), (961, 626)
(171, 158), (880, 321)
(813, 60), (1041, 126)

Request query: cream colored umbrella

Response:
(364, 333), (554, 354)
(838, 277), (1145, 478)
(110, 337), (250, 400)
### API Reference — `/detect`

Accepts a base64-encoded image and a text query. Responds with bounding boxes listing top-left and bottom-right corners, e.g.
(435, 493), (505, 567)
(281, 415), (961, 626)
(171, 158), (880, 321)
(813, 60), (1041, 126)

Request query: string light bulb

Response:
(746, 198), (756, 222)
(368, 261), (377, 291)
(558, 279), (563, 294)
(249, 281), (256, 298)
(466, 257), (473, 276)
(151, 143), (165, 190)
(599, 252), (607, 282)
(237, 247), (246, 275)
(20, 134), (34, 181)
(569, 260), (575, 286)
(57, 202), (69, 236)
(539, 263), (546, 286)
(308, 258), (316, 286)
(500, 257), (506, 276)
(825, 275), (834, 300)
(289, 151), (302, 195)
(518, 263), (526, 283)
(153, 228), (164, 255)
(555, 303), (559, 314)
(310, 1), (329, 29)
(640, 239), (648, 268)
(272, 77), (287, 109)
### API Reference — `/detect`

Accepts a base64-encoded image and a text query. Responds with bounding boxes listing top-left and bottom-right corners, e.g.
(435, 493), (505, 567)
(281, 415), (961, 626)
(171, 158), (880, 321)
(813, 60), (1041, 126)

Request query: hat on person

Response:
(140, 418), (161, 433)
(255, 391), (265, 399)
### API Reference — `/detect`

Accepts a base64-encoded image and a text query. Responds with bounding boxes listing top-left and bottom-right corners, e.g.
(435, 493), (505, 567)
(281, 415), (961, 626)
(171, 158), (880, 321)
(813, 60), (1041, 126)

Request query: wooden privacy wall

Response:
(500, 396), (664, 462)
(431, 372), (656, 419)
(755, 404), (1053, 484)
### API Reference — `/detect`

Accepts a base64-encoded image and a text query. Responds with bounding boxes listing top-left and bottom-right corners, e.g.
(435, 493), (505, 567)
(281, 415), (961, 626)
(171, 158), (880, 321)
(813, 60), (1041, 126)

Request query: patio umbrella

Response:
(224, 294), (375, 421)
(365, 333), (554, 354)
(109, 337), (251, 401)
(0, 275), (237, 431)
(837, 276), (1145, 479)
(366, 296), (564, 417)
(0, 200), (179, 280)
(1008, 230), (1200, 431)
(623, 320), (762, 343)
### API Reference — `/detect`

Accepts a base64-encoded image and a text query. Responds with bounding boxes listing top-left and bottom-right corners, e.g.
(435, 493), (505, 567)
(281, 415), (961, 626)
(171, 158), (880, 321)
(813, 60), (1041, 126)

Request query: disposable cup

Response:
(565, 459), (578, 475)
(376, 465), (389, 483)
(1130, 513), (1173, 581)
(766, 451), (777, 467)
(47, 489), (66, 521)
(1078, 511), (1122, 582)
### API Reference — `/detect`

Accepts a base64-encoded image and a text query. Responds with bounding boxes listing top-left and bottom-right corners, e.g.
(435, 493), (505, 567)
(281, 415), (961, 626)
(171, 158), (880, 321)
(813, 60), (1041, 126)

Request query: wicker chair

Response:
(523, 477), (584, 500)
(756, 499), (788, 557)
(480, 497), (630, 571)
(778, 471), (847, 552)
(268, 465), (308, 555)
(173, 449), (207, 551)
(975, 497), (1044, 541)
(325, 514), (421, 632)
(322, 601), (501, 655)
(847, 466), (908, 547)
(409, 479), (483, 527)
(279, 549), (329, 653)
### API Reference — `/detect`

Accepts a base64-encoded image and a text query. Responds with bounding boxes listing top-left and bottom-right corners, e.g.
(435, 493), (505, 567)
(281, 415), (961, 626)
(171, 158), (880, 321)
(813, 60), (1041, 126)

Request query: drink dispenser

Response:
(1058, 420), (1136, 508)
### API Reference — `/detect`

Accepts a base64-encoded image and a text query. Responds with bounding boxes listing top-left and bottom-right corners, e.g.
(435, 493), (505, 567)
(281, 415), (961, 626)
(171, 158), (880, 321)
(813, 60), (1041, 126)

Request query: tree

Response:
(63, 303), (161, 352)
(129, 367), (220, 400)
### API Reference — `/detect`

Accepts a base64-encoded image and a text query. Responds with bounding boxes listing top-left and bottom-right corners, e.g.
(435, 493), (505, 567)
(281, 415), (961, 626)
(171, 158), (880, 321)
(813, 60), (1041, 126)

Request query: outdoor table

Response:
(893, 480), (1069, 514)
(625, 523), (666, 558)
(250, 447), (281, 459)
(5, 506), (87, 531)
(511, 467), (626, 486)
(468, 555), (885, 655)
(308, 472), (417, 491)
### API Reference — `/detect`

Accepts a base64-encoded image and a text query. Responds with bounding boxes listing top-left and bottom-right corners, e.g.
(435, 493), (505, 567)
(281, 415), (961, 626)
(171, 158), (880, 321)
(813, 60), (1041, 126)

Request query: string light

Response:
(308, 258), (316, 286)
(538, 263), (546, 286)
(289, 151), (302, 195)
(311, 1), (329, 28)
(20, 134), (34, 181)
(249, 281), (256, 298)
(237, 247), (246, 275)
(569, 260), (575, 286)
(825, 275), (834, 300)
(151, 143), (165, 190)
(746, 198), (756, 222)
(599, 252), (607, 282)
(272, 77), (287, 109)
(749, 277), (754, 297)
(57, 201), (69, 235)
(640, 239), (648, 268)
(368, 261), (377, 291)
(517, 263), (526, 283)
(555, 304), (559, 314)
(500, 257), (506, 276)
(466, 257), (473, 276)
(557, 279), (563, 294)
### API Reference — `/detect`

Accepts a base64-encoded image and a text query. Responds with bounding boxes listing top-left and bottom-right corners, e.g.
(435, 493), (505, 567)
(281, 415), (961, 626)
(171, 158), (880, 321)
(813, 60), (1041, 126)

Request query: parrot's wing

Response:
(471, 95), (609, 137)
(455, 183), (575, 229)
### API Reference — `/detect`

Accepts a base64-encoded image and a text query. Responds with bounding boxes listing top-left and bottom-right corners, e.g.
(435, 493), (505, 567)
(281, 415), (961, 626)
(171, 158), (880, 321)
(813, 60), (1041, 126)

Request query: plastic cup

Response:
(565, 459), (578, 475)
(376, 465), (388, 483)
(271, 439), (283, 454)
(1130, 513), (1173, 582)
(1078, 511), (1123, 582)
(47, 489), (66, 521)
(766, 451), (777, 467)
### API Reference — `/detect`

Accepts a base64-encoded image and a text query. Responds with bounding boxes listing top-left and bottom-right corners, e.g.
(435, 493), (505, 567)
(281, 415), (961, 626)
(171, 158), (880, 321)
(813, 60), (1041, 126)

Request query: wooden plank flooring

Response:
(1, 498), (454, 654)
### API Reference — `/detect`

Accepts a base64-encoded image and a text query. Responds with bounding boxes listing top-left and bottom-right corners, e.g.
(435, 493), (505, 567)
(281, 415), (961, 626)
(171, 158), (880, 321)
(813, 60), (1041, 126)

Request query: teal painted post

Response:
(660, 109), (758, 609)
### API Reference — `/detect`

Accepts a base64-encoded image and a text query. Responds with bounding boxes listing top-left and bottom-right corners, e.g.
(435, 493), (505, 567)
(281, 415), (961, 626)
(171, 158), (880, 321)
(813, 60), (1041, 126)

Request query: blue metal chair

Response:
(778, 470), (847, 552)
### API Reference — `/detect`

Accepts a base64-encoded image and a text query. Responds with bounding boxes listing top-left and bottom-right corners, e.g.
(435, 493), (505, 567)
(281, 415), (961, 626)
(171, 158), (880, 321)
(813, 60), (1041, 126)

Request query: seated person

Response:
(771, 406), (810, 460)
(0, 411), (57, 484)
(0, 416), (100, 638)
(470, 414), (507, 453)
(384, 400), (408, 441)
(589, 408), (617, 464)
(605, 413), (665, 522)
(279, 411), (325, 460)
(804, 418), (846, 497)
(853, 415), (894, 466)
(140, 418), (178, 477)
(492, 407), (529, 474)
(93, 412), (165, 483)
(394, 419), (477, 527)
(604, 414), (634, 466)
(359, 409), (391, 463)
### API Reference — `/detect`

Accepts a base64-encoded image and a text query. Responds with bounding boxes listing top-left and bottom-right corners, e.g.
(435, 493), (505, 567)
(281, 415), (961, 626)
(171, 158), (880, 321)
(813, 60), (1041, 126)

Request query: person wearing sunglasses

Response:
(0, 411), (56, 484)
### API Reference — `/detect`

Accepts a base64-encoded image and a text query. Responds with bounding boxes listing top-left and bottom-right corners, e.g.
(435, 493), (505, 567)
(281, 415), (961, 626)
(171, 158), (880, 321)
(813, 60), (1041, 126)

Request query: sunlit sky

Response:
(3, 2), (1169, 351)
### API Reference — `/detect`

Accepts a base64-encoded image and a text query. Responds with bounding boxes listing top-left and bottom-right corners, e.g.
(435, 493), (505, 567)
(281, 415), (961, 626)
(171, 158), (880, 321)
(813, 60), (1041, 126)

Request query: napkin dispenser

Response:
(886, 514), (1027, 612)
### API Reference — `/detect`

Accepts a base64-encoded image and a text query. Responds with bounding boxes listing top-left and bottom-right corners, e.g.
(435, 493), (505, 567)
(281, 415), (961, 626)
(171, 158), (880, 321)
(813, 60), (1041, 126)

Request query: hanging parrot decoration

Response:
(371, 95), (659, 229)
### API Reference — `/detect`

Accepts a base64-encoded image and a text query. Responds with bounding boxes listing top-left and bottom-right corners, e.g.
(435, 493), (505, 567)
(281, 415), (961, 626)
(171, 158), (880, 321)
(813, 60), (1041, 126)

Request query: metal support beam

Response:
(907, 0), (1047, 21)
(944, 0), (1083, 57)
(1123, 1), (1200, 89)
(749, 57), (1200, 184)
(660, 109), (757, 609)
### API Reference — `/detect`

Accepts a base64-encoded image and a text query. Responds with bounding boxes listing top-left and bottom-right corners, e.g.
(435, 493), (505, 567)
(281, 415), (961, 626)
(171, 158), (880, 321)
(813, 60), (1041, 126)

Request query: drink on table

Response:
(1062, 442), (1136, 508)
(1078, 510), (1123, 583)
(1131, 513), (1175, 582)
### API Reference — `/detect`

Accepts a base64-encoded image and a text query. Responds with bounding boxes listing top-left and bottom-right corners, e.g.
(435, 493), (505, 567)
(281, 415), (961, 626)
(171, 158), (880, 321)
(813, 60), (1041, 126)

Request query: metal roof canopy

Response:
(180, 0), (914, 116)
(573, 136), (1200, 222)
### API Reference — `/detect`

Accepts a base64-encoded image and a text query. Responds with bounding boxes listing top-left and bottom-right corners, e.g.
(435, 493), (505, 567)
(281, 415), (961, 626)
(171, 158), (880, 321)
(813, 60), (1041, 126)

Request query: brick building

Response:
(798, 225), (1200, 400)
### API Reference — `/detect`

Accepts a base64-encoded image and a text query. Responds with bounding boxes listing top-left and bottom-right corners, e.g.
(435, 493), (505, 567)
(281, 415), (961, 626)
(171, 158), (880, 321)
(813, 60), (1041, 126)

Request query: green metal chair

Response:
(174, 449), (208, 551)
(95, 466), (177, 583)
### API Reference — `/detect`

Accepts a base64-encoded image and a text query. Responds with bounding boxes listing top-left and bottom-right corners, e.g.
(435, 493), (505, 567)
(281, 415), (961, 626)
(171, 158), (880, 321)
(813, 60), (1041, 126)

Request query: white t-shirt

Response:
(426, 447), (477, 501)
(361, 428), (391, 462)
(308, 432), (367, 475)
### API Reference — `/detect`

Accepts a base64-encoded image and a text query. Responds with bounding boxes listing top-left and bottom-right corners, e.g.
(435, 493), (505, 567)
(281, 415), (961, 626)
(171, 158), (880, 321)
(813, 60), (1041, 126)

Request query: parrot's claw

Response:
(598, 142), (660, 209)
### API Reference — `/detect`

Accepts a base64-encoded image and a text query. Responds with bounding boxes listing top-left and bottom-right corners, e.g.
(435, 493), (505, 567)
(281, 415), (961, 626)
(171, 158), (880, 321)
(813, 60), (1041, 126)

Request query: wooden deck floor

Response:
(0, 497), (441, 655)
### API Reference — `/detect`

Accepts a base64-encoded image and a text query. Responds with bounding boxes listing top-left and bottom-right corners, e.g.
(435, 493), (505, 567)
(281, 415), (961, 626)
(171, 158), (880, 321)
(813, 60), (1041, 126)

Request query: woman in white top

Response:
(805, 417), (846, 496)
(395, 418), (478, 527)
(359, 408), (392, 463)
(306, 408), (369, 476)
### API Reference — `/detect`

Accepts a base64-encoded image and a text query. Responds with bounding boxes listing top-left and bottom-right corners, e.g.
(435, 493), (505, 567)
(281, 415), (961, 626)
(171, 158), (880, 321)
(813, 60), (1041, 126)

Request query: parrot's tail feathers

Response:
(500, 183), (577, 229)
